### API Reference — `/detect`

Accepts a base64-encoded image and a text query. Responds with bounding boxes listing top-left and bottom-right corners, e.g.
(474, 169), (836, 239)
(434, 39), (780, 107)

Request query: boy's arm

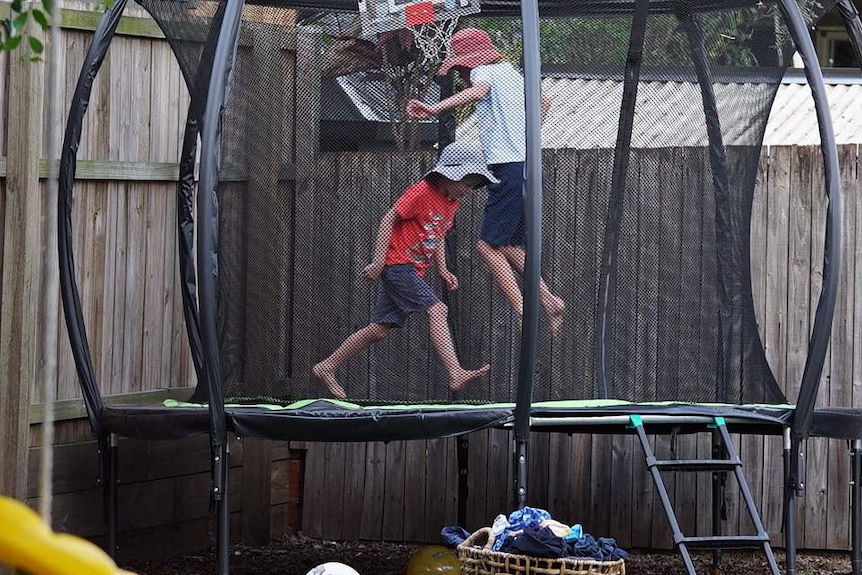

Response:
(434, 239), (458, 291)
(363, 208), (399, 281)
(407, 83), (489, 118)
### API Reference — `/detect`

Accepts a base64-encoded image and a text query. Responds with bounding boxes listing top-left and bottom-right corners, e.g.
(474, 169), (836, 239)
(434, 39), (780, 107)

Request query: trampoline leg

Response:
(851, 440), (862, 575)
(783, 430), (797, 575)
(107, 434), (119, 558)
(216, 441), (230, 575)
(457, 437), (469, 527)
(514, 438), (528, 509)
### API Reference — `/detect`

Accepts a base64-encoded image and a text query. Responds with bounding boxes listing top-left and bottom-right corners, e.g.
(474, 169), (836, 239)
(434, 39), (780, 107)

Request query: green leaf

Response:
(32, 9), (49, 31)
(41, 0), (53, 14)
(104, 0), (115, 8)
(30, 55), (41, 61)
(12, 11), (28, 33)
(2, 35), (22, 51)
(11, 0), (23, 13)
(27, 35), (42, 53)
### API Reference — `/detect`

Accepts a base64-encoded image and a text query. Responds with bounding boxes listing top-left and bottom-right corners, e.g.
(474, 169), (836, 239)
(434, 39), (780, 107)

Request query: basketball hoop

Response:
(357, 0), (479, 63)
(407, 5), (459, 68)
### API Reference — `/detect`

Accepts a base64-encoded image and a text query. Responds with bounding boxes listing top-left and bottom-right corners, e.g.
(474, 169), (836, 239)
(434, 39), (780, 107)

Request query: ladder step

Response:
(653, 459), (739, 471)
(680, 535), (770, 549)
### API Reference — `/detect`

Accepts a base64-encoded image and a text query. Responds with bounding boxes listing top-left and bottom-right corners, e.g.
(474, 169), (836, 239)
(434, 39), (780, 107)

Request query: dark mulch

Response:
(127, 532), (853, 575)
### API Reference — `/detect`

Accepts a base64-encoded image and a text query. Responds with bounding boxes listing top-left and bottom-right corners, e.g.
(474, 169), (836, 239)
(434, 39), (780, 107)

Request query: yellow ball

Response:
(407, 545), (460, 575)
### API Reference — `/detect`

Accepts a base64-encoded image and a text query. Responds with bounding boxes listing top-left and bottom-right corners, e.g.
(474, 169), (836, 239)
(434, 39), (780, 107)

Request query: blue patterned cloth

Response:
(492, 507), (552, 551)
(568, 534), (629, 561)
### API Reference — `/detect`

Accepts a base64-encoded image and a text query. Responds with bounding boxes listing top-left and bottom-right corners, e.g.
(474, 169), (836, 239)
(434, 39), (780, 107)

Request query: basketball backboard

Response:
(357, 0), (480, 37)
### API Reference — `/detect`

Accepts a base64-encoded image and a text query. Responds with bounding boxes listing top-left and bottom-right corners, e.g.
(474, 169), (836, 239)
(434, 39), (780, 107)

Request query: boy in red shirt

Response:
(313, 142), (497, 399)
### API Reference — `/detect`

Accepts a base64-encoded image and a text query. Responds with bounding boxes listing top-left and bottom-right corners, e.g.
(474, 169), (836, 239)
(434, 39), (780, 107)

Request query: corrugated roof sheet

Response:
(455, 69), (862, 148)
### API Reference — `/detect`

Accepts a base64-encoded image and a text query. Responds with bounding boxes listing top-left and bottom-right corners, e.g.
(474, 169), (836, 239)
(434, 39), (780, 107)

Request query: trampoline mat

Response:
(98, 399), (862, 442)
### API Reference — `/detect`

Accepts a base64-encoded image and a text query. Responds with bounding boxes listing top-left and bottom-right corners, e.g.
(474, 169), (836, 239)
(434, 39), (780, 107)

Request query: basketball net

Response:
(404, 1), (458, 67)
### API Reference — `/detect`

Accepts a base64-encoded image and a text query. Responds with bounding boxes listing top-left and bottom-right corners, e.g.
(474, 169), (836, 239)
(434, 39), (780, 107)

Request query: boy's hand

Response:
(407, 99), (434, 119)
(440, 270), (458, 291)
(362, 262), (384, 282)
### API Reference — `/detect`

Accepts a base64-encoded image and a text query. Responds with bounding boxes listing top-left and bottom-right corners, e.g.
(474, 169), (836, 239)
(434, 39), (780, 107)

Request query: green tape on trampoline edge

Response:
(162, 398), (517, 411)
(162, 398), (795, 412)
(629, 414), (643, 427)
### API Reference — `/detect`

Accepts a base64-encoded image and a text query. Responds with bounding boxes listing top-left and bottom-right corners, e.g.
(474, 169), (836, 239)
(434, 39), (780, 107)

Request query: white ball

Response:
(305, 562), (361, 575)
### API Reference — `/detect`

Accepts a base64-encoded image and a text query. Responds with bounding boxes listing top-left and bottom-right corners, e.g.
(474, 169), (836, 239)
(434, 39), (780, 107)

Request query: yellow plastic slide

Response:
(0, 496), (135, 575)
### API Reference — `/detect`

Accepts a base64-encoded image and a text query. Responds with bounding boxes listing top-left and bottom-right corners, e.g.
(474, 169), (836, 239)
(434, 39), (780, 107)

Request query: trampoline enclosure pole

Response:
(217, 442), (230, 573)
(774, 6), (841, 575)
(783, 428), (798, 575)
(513, 0), (542, 510)
(776, 0), (842, 444)
(197, 0), (245, 569)
(58, 0), (130, 440)
(107, 434), (118, 558)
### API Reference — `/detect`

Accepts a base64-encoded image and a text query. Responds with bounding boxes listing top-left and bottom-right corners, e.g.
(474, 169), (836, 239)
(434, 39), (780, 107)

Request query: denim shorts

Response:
(370, 264), (439, 328)
(480, 162), (526, 248)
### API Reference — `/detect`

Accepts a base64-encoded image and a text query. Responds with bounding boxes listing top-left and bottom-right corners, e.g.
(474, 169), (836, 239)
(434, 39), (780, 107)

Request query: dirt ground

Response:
(128, 532), (854, 575)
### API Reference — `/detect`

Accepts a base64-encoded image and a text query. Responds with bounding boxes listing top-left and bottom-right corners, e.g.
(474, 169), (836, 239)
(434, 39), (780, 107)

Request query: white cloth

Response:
(470, 62), (526, 164)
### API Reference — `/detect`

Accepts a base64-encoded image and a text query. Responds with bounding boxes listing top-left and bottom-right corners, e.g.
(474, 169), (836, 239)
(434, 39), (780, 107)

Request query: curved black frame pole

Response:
(776, 1), (843, 573)
(676, 8), (733, 405)
(177, 108), (207, 403)
(197, 0), (245, 571)
(595, 0), (650, 398)
(513, 0), (543, 509)
(199, 0), (244, 455)
(57, 0), (129, 558)
(58, 0), (129, 441)
(777, 0), (842, 462)
(175, 1), (229, 404)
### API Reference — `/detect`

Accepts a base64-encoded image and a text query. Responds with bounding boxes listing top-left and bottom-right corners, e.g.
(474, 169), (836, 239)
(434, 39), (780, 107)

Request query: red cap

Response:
(437, 28), (503, 76)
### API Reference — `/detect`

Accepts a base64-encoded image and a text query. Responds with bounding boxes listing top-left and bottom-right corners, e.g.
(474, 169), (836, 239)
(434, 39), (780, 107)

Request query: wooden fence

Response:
(0, 2), (858, 564)
(296, 143), (861, 552)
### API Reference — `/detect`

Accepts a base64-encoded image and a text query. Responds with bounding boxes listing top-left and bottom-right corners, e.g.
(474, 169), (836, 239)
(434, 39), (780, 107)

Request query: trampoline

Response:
(56, 0), (862, 572)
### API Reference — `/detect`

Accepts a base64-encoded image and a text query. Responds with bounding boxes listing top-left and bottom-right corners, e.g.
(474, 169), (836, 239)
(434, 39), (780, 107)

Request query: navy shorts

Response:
(480, 162), (526, 248)
(370, 264), (440, 328)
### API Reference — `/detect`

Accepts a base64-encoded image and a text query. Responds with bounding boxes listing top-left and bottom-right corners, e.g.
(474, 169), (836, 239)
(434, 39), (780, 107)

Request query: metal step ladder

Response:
(629, 414), (780, 575)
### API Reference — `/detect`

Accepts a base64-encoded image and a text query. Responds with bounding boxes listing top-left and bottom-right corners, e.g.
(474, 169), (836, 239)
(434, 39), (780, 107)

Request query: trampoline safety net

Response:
(134, 0), (833, 406)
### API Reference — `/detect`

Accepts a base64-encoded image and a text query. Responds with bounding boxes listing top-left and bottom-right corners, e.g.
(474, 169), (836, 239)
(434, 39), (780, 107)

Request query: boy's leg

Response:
(426, 302), (490, 391)
(313, 323), (389, 398)
(476, 239), (524, 317)
(499, 245), (566, 336)
(479, 163), (526, 318)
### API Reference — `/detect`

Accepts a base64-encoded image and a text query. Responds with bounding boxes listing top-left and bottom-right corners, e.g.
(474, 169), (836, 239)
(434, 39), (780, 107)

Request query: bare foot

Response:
(449, 364), (491, 392)
(312, 361), (347, 399)
(546, 297), (566, 338)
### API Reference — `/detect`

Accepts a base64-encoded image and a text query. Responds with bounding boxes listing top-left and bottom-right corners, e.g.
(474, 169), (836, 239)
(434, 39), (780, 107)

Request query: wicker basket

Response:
(457, 527), (626, 575)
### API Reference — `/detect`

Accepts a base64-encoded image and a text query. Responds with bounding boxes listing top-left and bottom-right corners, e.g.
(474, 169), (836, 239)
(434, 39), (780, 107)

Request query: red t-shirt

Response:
(385, 180), (459, 276)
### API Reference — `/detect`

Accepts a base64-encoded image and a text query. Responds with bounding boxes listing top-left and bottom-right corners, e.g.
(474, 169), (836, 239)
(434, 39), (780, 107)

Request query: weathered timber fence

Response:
(297, 144), (861, 552)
